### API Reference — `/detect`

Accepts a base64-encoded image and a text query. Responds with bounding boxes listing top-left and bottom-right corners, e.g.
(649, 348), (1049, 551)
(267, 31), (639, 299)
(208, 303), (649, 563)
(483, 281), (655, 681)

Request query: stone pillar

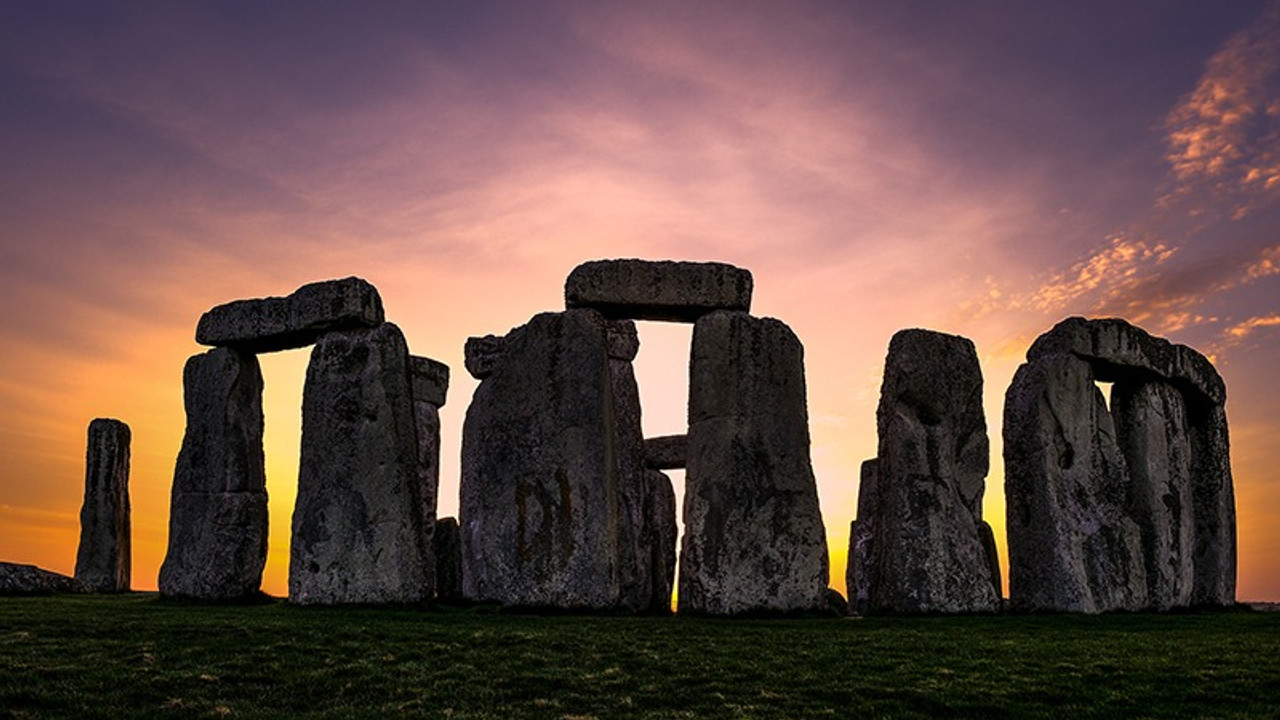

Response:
(434, 517), (463, 603)
(679, 310), (828, 615)
(460, 310), (621, 609)
(410, 355), (449, 599)
(74, 418), (131, 592)
(846, 459), (878, 615)
(1189, 402), (1236, 606)
(159, 348), (268, 600)
(867, 329), (999, 614)
(290, 323), (428, 605)
(608, 319), (654, 613)
(644, 470), (677, 613)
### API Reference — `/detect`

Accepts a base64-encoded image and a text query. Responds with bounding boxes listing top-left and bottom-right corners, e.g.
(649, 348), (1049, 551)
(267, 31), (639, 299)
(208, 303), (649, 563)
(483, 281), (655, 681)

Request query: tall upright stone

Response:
(74, 418), (131, 593)
(680, 310), (828, 615)
(290, 323), (428, 605)
(434, 517), (463, 603)
(460, 310), (621, 609)
(867, 330), (999, 614)
(1188, 402), (1236, 606)
(846, 459), (878, 615)
(159, 348), (268, 600)
(410, 355), (449, 599)
(644, 469), (678, 613)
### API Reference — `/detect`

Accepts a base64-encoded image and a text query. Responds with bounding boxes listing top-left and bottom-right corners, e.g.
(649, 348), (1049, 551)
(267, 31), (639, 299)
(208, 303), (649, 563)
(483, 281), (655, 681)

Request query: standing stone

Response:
(1113, 380), (1194, 609)
(196, 277), (384, 353)
(410, 355), (449, 600)
(460, 310), (621, 609)
(74, 418), (131, 593)
(868, 329), (999, 614)
(1004, 353), (1146, 612)
(159, 348), (268, 600)
(680, 310), (828, 615)
(291, 323), (428, 605)
(644, 470), (678, 613)
(846, 459), (878, 615)
(609, 320), (656, 612)
(565, 259), (754, 322)
(434, 517), (463, 603)
(1189, 402), (1236, 606)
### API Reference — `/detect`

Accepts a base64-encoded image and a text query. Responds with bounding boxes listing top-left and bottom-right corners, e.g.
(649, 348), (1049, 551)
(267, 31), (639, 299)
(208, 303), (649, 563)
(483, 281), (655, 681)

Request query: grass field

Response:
(2, 595), (1278, 719)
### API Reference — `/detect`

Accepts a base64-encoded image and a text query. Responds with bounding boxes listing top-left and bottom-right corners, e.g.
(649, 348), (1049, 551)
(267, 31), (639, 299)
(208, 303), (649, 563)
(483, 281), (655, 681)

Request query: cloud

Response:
(1226, 314), (1280, 339)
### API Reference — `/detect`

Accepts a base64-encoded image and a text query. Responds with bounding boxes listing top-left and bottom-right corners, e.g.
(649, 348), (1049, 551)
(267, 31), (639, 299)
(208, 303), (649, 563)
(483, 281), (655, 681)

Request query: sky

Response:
(2, 0), (1278, 602)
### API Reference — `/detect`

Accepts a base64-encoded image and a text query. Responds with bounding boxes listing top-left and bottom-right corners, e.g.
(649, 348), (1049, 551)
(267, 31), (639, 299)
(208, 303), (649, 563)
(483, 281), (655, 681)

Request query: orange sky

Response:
(2, 1), (1279, 602)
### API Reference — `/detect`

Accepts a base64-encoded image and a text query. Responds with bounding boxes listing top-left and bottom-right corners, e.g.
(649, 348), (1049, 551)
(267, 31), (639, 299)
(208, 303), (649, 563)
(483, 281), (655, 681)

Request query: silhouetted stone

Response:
(680, 311), (828, 615)
(291, 323), (429, 605)
(643, 470), (677, 614)
(410, 355), (450, 408)
(1004, 353), (1146, 612)
(159, 348), (268, 600)
(606, 319), (640, 361)
(460, 310), (621, 609)
(565, 259), (753, 322)
(978, 520), (1003, 601)
(1189, 402), (1236, 606)
(643, 435), (687, 470)
(464, 335), (506, 380)
(0, 562), (86, 595)
(610, 337), (653, 613)
(1113, 380), (1194, 609)
(825, 588), (850, 616)
(434, 517), (463, 603)
(196, 277), (384, 353)
(868, 329), (999, 614)
(74, 418), (131, 593)
(410, 356), (448, 600)
(846, 459), (879, 615)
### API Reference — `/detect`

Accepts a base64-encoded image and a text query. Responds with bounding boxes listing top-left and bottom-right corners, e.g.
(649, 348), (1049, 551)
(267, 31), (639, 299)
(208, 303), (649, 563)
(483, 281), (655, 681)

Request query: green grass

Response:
(1, 595), (1278, 719)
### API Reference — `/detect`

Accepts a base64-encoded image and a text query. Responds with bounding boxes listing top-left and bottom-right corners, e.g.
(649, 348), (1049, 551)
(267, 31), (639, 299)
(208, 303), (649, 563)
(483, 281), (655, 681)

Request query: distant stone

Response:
(159, 348), (268, 600)
(74, 418), (131, 593)
(410, 355), (450, 407)
(0, 562), (86, 595)
(606, 320), (640, 361)
(565, 259), (753, 322)
(867, 329), (999, 614)
(460, 310), (621, 609)
(825, 588), (851, 617)
(978, 520), (1003, 601)
(846, 459), (879, 615)
(643, 435), (687, 470)
(642, 470), (677, 614)
(196, 277), (384, 353)
(434, 517), (463, 603)
(464, 335), (506, 380)
(680, 311), (828, 615)
(1004, 353), (1146, 612)
(291, 323), (429, 605)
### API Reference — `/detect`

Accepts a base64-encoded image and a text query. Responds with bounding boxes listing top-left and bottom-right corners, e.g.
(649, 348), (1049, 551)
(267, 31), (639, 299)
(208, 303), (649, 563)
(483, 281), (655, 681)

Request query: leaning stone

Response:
(74, 418), (131, 593)
(867, 329), (998, 614)
(846, 459), (879, 615)
(410, 355), (450, 407)
(196, 277), (384, 353)
(0, 562), (87, 595)
(680, 311), (828, 615)
(159, 348), (268, 600)
(434, 517), (463, 603)
(1004, 353), (1146, 612)
(464, 335), (506, 380)
(643, 435), (687, 470)
(565, 259), (753, 322)
(460, 310), (621, 609)
(291, 323), (429, 605)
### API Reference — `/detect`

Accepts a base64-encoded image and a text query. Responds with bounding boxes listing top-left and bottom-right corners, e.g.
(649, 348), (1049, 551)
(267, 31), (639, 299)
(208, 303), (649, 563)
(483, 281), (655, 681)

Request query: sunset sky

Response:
(2, 1), (1278, 602)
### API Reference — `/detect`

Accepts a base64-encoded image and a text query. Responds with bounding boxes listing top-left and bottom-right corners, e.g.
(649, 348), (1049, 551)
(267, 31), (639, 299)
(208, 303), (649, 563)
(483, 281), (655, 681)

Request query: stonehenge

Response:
(74, 418), (132, 593)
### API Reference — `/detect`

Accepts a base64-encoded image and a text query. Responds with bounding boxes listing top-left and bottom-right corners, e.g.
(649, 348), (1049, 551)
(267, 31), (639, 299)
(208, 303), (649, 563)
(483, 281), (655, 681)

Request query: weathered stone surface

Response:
(460, 310), (621, 609)
(1004, 353), (1146, 612)
(434, 517), (463, 603)
(606, 320), (640, 361)
(978, 521), (1003, 601)
(159, 348), (268, 600)
(413, 391), (442, 599)
(1113, 380), (1194, 609)
(410, 355), (450, 407)
(680, 311), (828, 615)
(1189, 402), (1236, 606)
(291, 323), (429, 605)
(0, 562), (86, 595)
(74, 418), (131, 593)
(867, 329), (999, 614)
(611, 349), (652, 613)
(565, 259), (753, 322)
(464, 335), (506, 380)
(846, 459), (879, 615)
(196, 277), (384, 353)
(643, 470), (677, 613)
(1027, 316), (1225, 405)
(643, 435), (687, 470)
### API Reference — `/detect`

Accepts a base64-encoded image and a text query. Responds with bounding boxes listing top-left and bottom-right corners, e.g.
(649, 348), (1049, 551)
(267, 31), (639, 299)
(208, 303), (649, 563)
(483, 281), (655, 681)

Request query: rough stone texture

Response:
(846, 459), (879, 615)
(464, 335), (506, 380)
(0, 562), (86, 595)
(196, 277), (384, 353)
(1027, 316), (1225, 406)
(1113, 380), (1194, 609)
(1004, 353), (1146, 612)
(410, 355), (450, 407)
(74, 418), (131, 593)
(978, 521), (1003, 601)
(679, 310), (828, 615)
(434, 517), (463, 603)
(1189, 402), (1236, 606)
(644, 435), (687, 470)
(610, 344), (654, 613)
(868, 329), (999, 614)
(159, 348), (268, 600)
(460, 310), (621, 609)
(565, 259), (753, 323)
(291, 323), (429, 605)
(643, 470), (677, 613)
(606, 320), (640, 361)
